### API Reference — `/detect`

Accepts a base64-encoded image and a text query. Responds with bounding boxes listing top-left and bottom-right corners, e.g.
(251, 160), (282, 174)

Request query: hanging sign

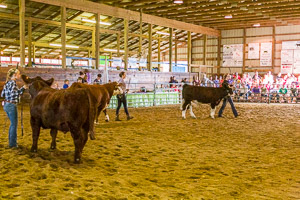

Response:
(260, 42), (272, 66)
(222, 44), (243, 67)
(112, 57), (122, 67)
(293, 50), (300, 74)
(282, 41), (300, 50)
(281, 50), (293, 74)
(128, 57), (138, 68)
(248, 43), (260, 59)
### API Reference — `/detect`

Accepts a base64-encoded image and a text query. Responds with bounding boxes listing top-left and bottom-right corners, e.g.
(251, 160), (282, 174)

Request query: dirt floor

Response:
(0, 103), (299, 199)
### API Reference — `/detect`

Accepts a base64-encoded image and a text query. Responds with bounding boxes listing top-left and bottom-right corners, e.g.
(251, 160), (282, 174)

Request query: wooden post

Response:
(175, 34), (178, 67)
(117, 33), (120, 57)
(92, 30), (95, 58)
(147, 23), (152, 71)
(203, 34), (207, 65)
(158, 36), (161, 72)
(139, 9), (143, 55)
(32, 43), (36, 62)
(95, 13), (100, 70)
(169, 28), (173, 72)
(187, 31), (192, 72)
(272, 25), (275, 73)
(28, 20), (32, 67)
(124, 19), (129, 70)
(110, 52), (112, 67)
(242, 28), (246, 73)
(217, 36), (221, 75)
(61, 6), (66, 68)
(19, 0), (25, 67)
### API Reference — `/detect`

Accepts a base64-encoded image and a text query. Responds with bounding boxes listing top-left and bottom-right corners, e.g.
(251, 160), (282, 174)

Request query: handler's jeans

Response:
(3, 102), (18, 147)
(218, 96), (238, 117)
(116, 93), (129, 116)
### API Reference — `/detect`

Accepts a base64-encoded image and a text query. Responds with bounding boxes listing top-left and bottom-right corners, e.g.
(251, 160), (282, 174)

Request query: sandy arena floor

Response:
(0, 103), (299, 199)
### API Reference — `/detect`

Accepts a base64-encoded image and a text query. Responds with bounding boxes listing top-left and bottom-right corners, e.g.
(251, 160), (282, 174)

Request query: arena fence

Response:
(107, 83), (300, 108)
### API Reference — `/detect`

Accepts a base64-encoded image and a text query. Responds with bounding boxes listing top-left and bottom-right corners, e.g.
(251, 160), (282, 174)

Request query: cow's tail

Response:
(180, 84), (189, 110)
(87, 90), (96, 140)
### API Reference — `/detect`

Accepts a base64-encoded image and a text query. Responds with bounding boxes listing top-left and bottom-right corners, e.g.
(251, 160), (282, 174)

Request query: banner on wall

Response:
(282, 41), (300, 50)
(260, 42), (272, 66)
(222, 44), (243, 67)
(128, 57), (138, 68)
(281, 50), (293, 74)
(248, 43), (260, 59)
(139, 58), (147, 67)
(112, 57), (122, 67)
(293, 50), (300, 74)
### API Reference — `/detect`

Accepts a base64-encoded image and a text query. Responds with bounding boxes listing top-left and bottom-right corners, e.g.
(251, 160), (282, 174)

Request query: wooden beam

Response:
(272, 25), (275, 72)
(117, 33), (120, 57)
(217, 36), (221, 75)
(242, 28), (246, 73)
(169, 28), (173, 72)
(28, 20), (32, 67)
(95, 13), (100, 70)
(175, 34), (178, 66)
(203, 35), (207, 65)
(139, 9), (143, 55)
(30, 0), (220, 36)
(19, 0), (25, 67)
(61, 6), (66, 68)
(187, 31), (191, 72)
(147, 24), (152, 71)
(158, 36), (161, 72)
(124, 19), (128, 70)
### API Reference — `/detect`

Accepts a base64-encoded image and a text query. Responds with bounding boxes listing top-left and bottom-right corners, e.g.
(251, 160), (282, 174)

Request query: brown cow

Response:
(22, 75), (96, 163)
(70, 82), (123, 123)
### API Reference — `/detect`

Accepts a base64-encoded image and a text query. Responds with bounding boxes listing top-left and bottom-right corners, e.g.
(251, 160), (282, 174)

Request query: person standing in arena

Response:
(218, 74), (238, 118)
(115, 72), (133, 121)
(1, 69), (27, 148)
(93, 74), (102, 85)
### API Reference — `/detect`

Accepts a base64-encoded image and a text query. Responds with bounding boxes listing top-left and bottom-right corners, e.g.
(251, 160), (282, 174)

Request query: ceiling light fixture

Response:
(156, 31), (170, 36)
(253, 23), (260, 27)
(103, 48), (125, 53)
(0, 4), (7, 8)
(174, 0), (183, 4)
(49, 43), (79, 49)
(81, 18), (112, 26)
(224, 15), (232, 19)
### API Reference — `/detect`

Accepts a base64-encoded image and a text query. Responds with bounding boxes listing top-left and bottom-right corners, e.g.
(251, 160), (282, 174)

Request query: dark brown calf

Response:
(22, 75), (96, 163)
(70, 82), (123, 123)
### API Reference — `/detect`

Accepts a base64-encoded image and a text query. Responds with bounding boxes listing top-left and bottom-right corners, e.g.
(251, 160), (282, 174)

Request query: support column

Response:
(272, 25), (275, 72)
(175, 34), (178, 67)
(117, 33), (120, 57)
(19, 0), (25, 67)
(92, 30), (95, 58)
(28, 20), (32, 67)
(158, 36), (161, 72)
(95, 13), (100, 70)
(61, 6), (66, 68)
(33, 43), (36, 62)
(187, 31), (192, 72)
(203, 34), (207, 65)
(147, 23), (152, 71)
(242, 28), (246, 73)
(217, 36), (221, 75)
(124, 19), (129, 70)
(169, 28), (173, 72)
(139, 9), (143, 55)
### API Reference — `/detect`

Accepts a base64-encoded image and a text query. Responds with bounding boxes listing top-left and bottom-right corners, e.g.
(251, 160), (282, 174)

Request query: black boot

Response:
(115, 115), (121, 121)
(127, 115), (133, 120)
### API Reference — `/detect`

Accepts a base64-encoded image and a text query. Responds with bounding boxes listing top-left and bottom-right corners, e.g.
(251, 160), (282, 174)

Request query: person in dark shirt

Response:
(1, 69), (27, 148)
(79, 71), (87, 84)
(93, 74), (102, 85)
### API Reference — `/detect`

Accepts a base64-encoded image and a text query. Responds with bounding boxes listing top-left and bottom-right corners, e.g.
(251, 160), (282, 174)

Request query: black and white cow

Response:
(181, 84), (233, 119)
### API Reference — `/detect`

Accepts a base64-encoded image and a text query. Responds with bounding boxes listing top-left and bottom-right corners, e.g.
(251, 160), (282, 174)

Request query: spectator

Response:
(79, 71), (87, 84)
(93, 74), (102, 85)
(63, 79), (69, 89)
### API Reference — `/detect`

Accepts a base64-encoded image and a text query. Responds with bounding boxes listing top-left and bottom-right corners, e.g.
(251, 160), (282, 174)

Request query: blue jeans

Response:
(3, 102), (18, 147)
(116, 94), (129, 116)
(218, 96), (238, 117)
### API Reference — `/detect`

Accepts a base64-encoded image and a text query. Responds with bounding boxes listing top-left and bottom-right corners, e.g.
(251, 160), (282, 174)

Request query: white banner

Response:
(281, 50), (293, 74)
(139, 58), (147, 67)
(222, 44), (243, 67)
(128, 57), (137, 68)
(112, 57), (122, 67)
(282, 41), (300, 50)
(260, 42), (272, 66)
(293, 50), (300, 74)
(248, 43), (260, 59)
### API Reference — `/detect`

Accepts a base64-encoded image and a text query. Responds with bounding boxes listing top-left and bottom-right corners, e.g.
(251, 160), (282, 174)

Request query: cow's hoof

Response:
(182, 117), (186, 120)
(74, 158), (81, 164)
(105, 119), (109, 122)
(50, 146), (56, 150)
(191, 116), (197, 119)
(31, 148), (37, 153)
(94, 121), (99, 124)
(90, 134), (96, 140)
(210, 116), (215, 119)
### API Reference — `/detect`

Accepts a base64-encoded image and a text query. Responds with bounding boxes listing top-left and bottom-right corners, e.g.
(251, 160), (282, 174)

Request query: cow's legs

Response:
(50, 129), (58, 150)
(181, 100), (190, 119)
(30, 117), (41, 152)
(94, 107), (101, 124)
(70, 130), (82, 164)
(210, 104), (216, 119)
(103, 108), (109, 122)
(189, 103), (197, 119)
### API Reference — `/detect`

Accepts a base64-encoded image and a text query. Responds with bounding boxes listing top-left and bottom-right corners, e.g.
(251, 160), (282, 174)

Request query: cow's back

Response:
(183, 85), (226, 104)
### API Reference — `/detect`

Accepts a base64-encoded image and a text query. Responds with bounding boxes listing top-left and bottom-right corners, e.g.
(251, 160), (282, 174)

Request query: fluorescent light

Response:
(104, 48), (125, 53)
(156, 31), (170, 36)
(253, 23), (260, 27)
(81, 18), (111, 26)
(174, 0), (183, 4)
(0, 4), (7, 8)
(49, 43), (79, 49)
(224, 15), (232, 19)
